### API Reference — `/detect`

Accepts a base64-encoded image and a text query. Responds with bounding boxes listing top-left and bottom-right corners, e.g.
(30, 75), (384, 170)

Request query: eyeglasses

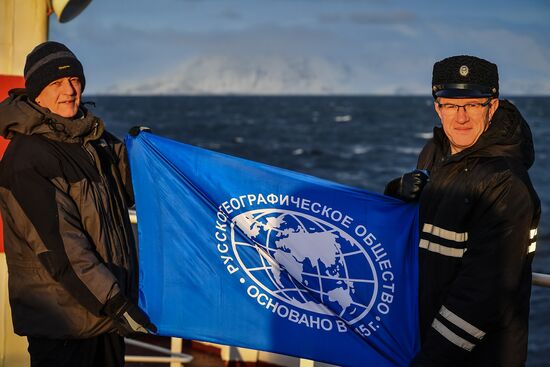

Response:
(436, 99), (493, 114)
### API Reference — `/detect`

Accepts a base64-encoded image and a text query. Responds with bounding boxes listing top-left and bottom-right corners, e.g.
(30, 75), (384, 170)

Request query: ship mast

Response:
(0, 0), (91, 97)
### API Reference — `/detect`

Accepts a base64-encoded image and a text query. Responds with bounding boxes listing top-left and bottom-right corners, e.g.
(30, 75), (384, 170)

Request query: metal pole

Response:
(533, 272), (550, 288)
(170, 338), (183, 367)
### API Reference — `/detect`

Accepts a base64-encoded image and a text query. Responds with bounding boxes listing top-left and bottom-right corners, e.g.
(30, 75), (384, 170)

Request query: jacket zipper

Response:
(81, 143), (126, 266)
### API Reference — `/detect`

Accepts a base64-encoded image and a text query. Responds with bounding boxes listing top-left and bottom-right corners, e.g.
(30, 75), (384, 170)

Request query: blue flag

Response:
(125, 132), (420, 367)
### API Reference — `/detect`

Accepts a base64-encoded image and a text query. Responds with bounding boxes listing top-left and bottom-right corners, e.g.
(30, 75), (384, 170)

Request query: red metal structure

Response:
(0, 75), (24, 252)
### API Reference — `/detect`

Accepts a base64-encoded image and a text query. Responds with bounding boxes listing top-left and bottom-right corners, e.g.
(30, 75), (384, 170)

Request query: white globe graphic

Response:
(231, 209), (378, 324)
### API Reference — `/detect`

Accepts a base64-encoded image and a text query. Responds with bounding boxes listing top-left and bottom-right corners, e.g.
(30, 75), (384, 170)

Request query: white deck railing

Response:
(124, 337), (193, 366)
(533, 272), (550, 287)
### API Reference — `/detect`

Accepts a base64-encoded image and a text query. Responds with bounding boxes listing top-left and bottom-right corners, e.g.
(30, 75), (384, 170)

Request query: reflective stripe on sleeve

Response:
(439, 306), (485, 340)
(423, 223), (468, 242)
(528, 228), (537, 254)
(419, 239), (466, 258)
(431, 319), (475, 352)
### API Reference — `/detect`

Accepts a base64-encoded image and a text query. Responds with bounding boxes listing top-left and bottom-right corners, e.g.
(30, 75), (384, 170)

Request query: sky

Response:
(50, 0), (550, 96)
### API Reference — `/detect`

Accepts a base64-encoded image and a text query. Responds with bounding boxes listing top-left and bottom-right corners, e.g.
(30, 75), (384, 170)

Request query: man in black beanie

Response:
(386, 55), (540, 367)
(0, 41), (156, 367)
(23, 41), (86, 106)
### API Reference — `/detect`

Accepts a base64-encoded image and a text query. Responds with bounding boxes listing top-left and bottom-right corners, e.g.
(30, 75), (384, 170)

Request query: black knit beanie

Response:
(432, 55), (498, 99)
(24, 41), (86, 101)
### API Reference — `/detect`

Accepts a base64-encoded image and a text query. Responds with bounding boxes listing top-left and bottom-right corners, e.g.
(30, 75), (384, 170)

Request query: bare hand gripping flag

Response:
(125, 131), (420, 367)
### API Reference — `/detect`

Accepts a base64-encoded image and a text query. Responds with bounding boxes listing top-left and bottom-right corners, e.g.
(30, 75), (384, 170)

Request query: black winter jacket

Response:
(415, 100), (540, 367)
(0, 90), (138, 338)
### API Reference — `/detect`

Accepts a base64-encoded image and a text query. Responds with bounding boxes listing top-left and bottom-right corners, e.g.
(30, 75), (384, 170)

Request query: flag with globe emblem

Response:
(126, 131), (420, 367)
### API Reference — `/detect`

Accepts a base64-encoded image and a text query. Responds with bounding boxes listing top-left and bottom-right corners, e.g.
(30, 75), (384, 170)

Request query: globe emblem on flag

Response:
(231, 209), (379, 324)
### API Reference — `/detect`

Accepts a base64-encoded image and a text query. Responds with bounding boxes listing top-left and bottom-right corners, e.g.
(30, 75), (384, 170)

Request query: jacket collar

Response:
(0, 88), (105, 144)
(432, 99), (535, 169)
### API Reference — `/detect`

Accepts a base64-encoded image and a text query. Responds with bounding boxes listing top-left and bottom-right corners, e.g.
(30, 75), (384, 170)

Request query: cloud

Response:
(318, 10), (416, 25)
(219, 9), (242, 20)
(349, 11), (416, 24)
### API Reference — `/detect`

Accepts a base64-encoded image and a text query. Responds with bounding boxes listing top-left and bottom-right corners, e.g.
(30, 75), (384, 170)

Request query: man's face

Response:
(35, 76), (82, 118)
(434, 97), (499, 154)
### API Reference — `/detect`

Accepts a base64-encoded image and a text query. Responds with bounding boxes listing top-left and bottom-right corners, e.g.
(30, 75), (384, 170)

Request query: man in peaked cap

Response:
(0, 41), (156, 367)
(385, 55), (540, 366)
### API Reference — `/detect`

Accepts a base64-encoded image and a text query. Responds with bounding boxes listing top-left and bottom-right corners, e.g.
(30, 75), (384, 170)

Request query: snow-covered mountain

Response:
(109, 54), (356, 95)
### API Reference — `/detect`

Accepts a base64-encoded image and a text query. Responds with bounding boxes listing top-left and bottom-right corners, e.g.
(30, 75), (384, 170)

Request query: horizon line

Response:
(84, 94), (550, 98)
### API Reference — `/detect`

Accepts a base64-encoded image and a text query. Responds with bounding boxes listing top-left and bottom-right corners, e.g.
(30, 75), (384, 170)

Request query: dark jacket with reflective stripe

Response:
(0, 90), (138, 338)
(415, 100), (540, 367)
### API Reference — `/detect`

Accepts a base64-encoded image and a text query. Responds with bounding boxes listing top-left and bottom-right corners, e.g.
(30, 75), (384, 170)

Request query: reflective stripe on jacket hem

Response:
(439, 306), (485, 340)
(431, 319), (475, 352)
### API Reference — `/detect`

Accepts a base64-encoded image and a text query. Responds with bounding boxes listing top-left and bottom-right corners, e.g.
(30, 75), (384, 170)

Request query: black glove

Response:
(129, 126), (153, 136)
(384, 169), (429, 202)
(103, 293), (157, 336)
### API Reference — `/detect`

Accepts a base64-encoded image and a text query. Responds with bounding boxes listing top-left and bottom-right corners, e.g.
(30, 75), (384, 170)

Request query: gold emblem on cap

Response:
(459, 65), (469, 77)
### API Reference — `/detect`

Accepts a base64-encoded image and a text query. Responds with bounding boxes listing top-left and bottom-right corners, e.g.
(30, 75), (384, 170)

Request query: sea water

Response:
(90, 95), (550, 366)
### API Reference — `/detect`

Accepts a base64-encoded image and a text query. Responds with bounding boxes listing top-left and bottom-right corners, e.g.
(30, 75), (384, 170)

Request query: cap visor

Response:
(435, 89), (493, 98)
